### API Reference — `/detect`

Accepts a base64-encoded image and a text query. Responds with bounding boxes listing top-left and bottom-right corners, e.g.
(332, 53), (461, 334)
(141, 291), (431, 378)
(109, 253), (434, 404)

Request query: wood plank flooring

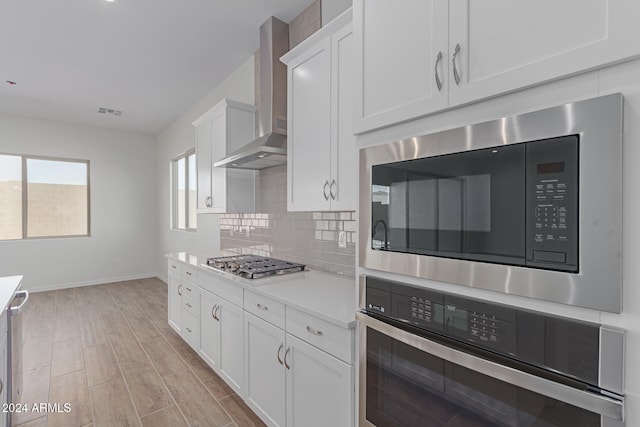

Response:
(18, 278), (266, 427)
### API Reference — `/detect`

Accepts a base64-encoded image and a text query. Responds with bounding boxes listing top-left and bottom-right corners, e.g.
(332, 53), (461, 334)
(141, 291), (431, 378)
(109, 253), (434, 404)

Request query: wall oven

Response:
(359, 94), (623, 313)
(358, 275), (625, 427)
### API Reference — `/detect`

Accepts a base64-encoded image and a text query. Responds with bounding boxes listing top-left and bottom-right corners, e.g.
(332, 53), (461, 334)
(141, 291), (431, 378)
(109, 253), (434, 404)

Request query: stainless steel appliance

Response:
(359, 93), (623, 313)
(204, 255), (305, 279)
(215, 16), (289, 170)
(358, 275), (625, 427)
(7, 289), (28, 426)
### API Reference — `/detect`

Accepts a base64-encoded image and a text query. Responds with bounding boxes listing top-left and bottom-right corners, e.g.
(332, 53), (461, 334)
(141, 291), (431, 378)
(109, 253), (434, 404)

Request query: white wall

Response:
(322, 0), (352, 24)
(155, 55), (255, 282)
(0, 115), (156, 291)
(355, 59), (640, 424)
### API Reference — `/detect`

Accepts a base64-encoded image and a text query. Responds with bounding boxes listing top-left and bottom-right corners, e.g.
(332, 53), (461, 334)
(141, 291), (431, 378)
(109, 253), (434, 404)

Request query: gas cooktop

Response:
(205, 255), (306, 279)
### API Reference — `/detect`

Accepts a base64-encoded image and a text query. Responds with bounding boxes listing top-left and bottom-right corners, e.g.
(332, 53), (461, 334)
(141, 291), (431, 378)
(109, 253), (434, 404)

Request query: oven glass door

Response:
(359, 314), (622, 427)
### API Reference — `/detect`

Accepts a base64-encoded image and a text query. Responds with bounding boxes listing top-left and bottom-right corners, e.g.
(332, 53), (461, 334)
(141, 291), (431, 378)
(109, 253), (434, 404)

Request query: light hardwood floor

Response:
(17, 278), (266, 427)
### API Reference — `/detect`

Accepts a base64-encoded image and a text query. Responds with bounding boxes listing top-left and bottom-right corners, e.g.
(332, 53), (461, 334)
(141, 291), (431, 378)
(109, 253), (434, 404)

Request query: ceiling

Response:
(0, 0), (314, 135)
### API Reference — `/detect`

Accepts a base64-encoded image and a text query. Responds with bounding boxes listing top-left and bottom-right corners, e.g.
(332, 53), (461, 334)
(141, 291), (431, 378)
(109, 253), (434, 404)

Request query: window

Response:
(0, 154), (90, 240)
(172, 149), (196, 231)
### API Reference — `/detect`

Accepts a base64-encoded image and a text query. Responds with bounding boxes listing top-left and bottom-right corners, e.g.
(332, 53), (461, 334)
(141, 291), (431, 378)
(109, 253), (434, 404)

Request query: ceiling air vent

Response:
(97, 107), (122, 116)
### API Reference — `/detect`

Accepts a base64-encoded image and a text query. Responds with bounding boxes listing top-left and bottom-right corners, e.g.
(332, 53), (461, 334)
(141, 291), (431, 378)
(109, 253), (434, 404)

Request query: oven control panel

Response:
(364, 276), (601, 386)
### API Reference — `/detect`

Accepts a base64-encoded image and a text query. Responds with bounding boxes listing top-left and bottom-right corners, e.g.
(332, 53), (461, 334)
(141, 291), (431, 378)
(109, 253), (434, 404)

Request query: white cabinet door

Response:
(199, 290), (221, 371)
(330, 24), (356, 211)
(218, 300), (244, 396)
(285, 334), (353, 427)
(354, 0), (448, 133)
(210, 110), (227, 212)
(195, 120), (212, 210)
(168, 273), (182, 333)
(193, 99), (256, 214)
(287, 38), (332, 212)
(448, 0), (640, 106)
(244, 313), (286, 427)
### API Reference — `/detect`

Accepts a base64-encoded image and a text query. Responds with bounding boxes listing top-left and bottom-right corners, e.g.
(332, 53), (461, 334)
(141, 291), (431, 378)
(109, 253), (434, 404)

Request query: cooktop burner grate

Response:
(206, 255), (306, 279)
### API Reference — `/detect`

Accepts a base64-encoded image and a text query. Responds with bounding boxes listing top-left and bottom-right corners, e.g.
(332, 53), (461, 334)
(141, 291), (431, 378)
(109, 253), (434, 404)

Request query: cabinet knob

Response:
(452, 43), (462, 86)
(434, 51), (444, 91)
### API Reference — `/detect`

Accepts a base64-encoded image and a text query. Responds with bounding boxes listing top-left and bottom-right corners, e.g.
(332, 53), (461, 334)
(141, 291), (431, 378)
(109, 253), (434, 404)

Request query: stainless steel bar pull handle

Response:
(257, 303), (268, 311)
(212, 304), (218, 320)
(329, 179), (337, 200)
(10, 290), (29, 314)
(323, 180), (330, 201)
(452, 43), (461, 85)
(177, 285), (182, 296)
(277, 343), (284, 365)
(434, 51), (443, 91)
(215, 305), (220, 320)
(306, 326), (323, 336)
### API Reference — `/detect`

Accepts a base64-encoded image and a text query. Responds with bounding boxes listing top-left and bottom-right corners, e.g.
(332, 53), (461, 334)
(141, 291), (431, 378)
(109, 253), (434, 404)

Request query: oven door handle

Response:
(357, 312), (624, 421)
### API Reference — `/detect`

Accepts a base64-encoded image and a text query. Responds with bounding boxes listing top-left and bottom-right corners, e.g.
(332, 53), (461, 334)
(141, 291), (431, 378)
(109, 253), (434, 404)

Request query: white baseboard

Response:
(26, 273), (161, 293)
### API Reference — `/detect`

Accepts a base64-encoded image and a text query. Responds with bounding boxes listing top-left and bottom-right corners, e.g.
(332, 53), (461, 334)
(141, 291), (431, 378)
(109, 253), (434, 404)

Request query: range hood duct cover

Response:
(215, 16), (289, 170)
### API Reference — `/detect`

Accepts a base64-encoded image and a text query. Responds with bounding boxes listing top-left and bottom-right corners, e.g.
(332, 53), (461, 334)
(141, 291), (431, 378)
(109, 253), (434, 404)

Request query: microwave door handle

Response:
(357, 312), (624, 421)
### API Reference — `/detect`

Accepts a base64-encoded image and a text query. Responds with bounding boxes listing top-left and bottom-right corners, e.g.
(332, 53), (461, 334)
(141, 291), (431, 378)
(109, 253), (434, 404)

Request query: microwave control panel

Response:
(526, 135), (579, 272)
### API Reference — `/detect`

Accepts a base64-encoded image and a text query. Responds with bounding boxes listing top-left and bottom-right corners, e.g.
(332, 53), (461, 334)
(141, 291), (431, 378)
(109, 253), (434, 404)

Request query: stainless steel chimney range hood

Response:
(215, 16), (289, 170)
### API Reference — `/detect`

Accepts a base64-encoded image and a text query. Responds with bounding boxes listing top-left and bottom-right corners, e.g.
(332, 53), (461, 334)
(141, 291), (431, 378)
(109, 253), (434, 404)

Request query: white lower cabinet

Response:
(244, 312), (286, 427)
(167, 272), (182, 333)
(168, 258), (355, 427)
(200, 288), (244, 395)
(199, 290), (221, 370)
(285, 334), (352, 427)
(244, 299), (354, 427)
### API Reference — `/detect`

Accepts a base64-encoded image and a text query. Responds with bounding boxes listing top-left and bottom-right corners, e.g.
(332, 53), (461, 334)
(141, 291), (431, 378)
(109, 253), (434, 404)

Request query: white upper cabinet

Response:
(353, 0), (448, 133)
(448, 0), (640, 106)
(193, 99), (256, 213)
(330, 24), (357, 212)
(282, 10), (356, 212)
(354, 0), (640, 133)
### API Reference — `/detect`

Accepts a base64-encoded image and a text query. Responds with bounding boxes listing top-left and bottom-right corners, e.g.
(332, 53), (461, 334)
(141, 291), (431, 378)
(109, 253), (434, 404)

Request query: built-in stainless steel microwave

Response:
(359, 94), (623, 313)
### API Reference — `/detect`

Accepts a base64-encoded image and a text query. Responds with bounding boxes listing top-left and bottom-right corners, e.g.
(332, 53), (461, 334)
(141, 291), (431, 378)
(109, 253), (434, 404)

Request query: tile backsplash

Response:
(220, 165), (356, 277)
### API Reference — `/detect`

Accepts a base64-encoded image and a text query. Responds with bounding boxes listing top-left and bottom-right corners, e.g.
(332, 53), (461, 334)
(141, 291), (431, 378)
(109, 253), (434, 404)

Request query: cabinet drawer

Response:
(286, 307), (353, 363)
(168, 259), (182, 276)
(183, 295), (198, 318)
(181, 279), (198, 300)
(182, 310), (199, 350)
(183, 264), (198, 282)
(199, 271), (243, 307)
(244, 291), (285, 329)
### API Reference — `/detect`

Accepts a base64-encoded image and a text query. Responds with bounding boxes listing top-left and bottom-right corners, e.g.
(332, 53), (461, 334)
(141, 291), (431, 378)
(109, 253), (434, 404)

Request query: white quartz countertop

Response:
(0, 275), (23, 313)
(167, 252), (356, 329)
